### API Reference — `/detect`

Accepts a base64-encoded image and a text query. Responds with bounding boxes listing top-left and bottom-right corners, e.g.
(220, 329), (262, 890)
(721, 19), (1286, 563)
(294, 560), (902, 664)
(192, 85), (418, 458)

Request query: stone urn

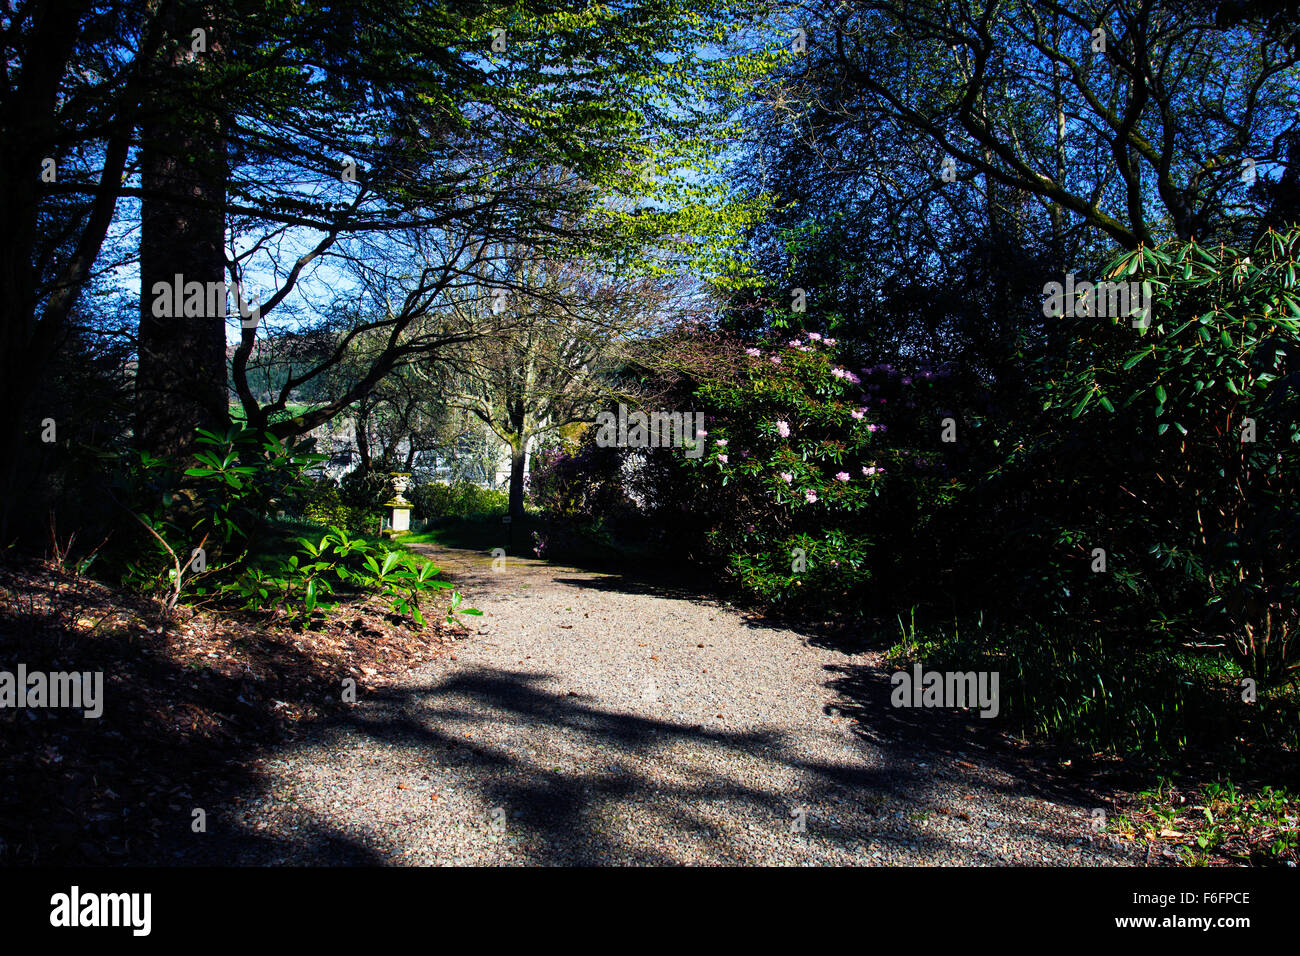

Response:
(388, 472), (412, 504)
(385, 472), (413, 535)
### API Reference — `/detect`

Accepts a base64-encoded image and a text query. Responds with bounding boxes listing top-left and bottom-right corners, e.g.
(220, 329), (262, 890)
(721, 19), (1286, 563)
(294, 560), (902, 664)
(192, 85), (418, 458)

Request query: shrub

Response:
(528, 432), (642, 561)
(112, 425), (324, 609)
(337, 467), (388, 529)
(409, 480), (509, 520)
(1048, 228), (1300, 685)
(219, 525), (479, 628)
(298, 479), (379, 537)
(630, 333), (960, 612)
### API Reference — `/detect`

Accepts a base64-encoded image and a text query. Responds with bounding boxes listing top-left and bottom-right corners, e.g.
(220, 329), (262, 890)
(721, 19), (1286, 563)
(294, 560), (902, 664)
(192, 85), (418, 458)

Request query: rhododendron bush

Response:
(638, 331), (962, 611)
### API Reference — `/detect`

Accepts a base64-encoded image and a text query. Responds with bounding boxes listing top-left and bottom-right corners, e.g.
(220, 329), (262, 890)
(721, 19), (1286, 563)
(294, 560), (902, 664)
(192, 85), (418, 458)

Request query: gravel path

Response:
(183, 544), (1148, 866)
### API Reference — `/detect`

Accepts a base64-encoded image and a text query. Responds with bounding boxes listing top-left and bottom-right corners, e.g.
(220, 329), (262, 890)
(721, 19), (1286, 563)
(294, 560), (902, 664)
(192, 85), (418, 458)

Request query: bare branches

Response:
(782, 0), (1300, 249)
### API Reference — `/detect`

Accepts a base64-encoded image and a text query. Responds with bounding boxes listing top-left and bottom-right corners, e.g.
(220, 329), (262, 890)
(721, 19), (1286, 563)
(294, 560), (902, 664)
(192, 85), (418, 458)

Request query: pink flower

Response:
(863, 466), (876, 476)
(867, 424), (879, 433)
(716, 438), (728, 446)
(807, 332), (822, 341)
(835, 472), (850, 482)
(779, 472), (793, 483)
(770, 356), (781, 364)
(776, 420), (790, 437)
(825, 338), (837, 346)
(851, 409), (865, 420)
(804, 489), (818, 503)
(717, 454), (729, 464)
(788, 339), (802, 347)
(745, 347), (761, 357)
(843, 371), (860, 384)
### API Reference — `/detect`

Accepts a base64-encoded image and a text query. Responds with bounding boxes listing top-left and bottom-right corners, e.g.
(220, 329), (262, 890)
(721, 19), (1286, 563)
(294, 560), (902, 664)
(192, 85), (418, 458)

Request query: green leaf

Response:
(1122, 349), (1152, 369)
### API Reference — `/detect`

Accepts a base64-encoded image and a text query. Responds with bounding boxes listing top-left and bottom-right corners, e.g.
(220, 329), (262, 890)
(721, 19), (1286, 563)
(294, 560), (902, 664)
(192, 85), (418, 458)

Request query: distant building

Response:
(299, 411), (525, 488)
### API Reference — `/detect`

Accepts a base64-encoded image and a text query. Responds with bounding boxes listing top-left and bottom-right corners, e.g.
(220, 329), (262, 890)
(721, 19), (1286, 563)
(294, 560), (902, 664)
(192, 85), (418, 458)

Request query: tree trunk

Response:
(355, 404), (373, 472)
(0, 0), (132, 538)
(508, 438), (527, 520)
(135, 12), (229, 458)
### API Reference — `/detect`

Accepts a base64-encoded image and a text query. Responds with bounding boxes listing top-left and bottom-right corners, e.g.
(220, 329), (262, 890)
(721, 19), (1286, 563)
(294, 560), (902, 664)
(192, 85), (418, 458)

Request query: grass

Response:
(399, 511), (667, 574)
(268, 511), (539, 562)
(229, 402), (322, 425)
(880, 607), (1289, 758)
(399, 514), (542, 555)
(884, 605), (1300, 867)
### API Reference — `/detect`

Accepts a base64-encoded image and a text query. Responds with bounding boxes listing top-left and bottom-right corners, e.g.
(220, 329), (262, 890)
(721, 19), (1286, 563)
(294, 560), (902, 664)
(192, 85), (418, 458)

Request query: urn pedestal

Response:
(384, 473), (412, 537)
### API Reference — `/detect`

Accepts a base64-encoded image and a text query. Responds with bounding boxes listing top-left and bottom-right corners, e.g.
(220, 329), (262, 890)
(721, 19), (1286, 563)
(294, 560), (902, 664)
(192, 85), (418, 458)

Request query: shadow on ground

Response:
(2, 554), (1133, 866)
(171, 660), (1133, 866)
